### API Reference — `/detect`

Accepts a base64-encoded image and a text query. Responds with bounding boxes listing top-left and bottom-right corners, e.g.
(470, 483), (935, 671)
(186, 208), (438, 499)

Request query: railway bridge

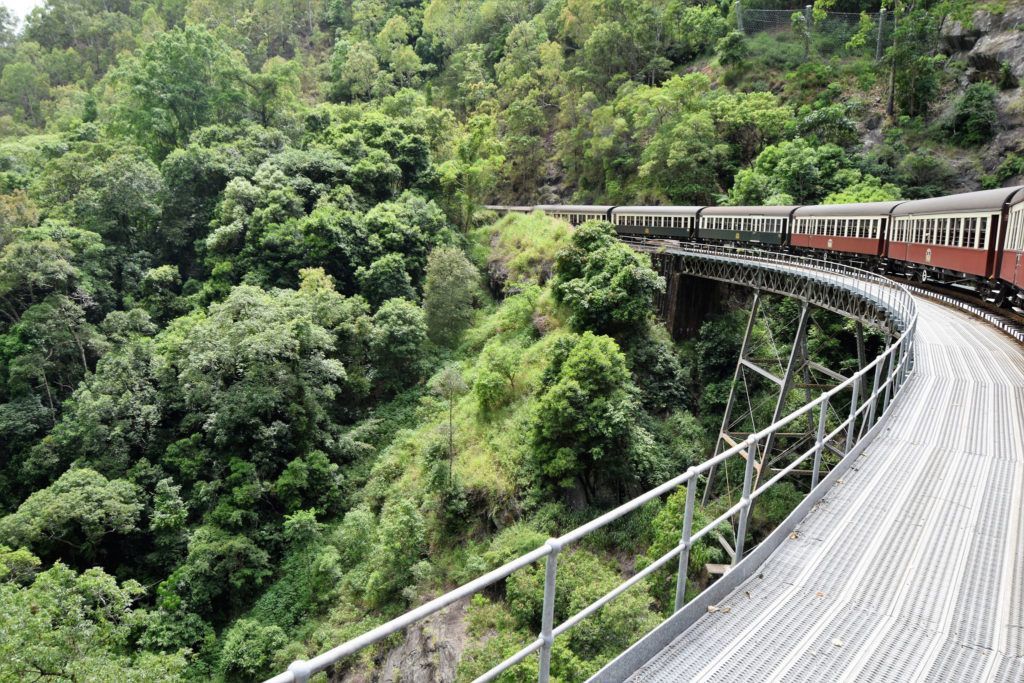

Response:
(268, 246), (1024, 683)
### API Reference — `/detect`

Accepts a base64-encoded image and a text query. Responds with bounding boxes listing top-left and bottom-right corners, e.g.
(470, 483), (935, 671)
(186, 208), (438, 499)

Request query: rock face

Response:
(338, 599), (469, 683)
(942, 4), (1024, 85)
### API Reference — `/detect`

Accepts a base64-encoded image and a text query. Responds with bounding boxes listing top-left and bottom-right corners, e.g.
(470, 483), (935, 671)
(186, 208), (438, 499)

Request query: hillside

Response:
(0, 1), (1019, 681)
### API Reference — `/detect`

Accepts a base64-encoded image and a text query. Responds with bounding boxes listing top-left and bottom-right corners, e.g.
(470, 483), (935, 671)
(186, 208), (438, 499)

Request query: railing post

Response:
(538, 540), (561, 683)
(733, 439), (758, 564)
(883, 343), (895, 413)
(844, 379), (860, 455)
(674, 478), (697, 612)
(288, 660), (312, 683)
(811, 394), (829, 488)
(866, 359), (883, 429)
(736, 0), (744, 31)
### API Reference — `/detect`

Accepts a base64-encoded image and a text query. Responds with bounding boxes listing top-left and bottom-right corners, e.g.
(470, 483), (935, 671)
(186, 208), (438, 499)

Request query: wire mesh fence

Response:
(739, 5), (892, 59)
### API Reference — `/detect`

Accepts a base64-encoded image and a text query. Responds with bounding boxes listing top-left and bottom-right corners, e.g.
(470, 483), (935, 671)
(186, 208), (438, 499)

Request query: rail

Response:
(266, 246), (918, 683)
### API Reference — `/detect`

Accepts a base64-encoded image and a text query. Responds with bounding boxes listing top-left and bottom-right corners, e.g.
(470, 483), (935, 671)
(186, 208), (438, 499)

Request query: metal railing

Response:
(267, 247), (917, 683)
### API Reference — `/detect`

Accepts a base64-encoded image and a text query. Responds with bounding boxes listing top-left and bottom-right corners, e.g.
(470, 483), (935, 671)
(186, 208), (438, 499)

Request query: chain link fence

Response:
(738, 4), (892, 59)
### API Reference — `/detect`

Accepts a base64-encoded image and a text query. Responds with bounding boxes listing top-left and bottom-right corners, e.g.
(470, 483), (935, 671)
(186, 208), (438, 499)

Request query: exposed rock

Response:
(338, 599), (470, 683)
(942, 5), (1024, 83)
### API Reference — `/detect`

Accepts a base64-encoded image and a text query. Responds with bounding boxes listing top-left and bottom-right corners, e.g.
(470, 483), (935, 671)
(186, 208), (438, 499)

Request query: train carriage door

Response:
(985, 213), (999, 277)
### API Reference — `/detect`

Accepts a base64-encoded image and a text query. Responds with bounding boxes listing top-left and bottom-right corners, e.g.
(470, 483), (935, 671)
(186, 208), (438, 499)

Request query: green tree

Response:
(728, 138), (852, 205)
(364, 498), (426, 607)
(0, 559), (187, 682)
(160, 524), (271, 618)
(552, 221), (663, 338)
(173, 284), (348, 471)
(429, 364), (468, 482)
(110, 25), (251, 158)
(532, 332), (655, 502)
(0, 468), (141, 566)
(218, 619), (288, 682)
(423, 246), (480, 347)
(0, 61), (50, 126)
(437, 114), (506, 230)
(355, 252), (415, 308)
(473, 340), (523, 415)
(369, 297), (428, 392)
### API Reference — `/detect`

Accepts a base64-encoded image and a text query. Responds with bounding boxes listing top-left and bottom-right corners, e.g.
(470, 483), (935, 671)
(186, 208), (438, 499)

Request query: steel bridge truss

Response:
(701, 293), (875, 512)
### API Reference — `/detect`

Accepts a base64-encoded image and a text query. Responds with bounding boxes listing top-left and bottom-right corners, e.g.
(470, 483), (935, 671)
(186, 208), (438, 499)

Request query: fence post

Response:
(736, 0), (744, 32)
(875, 8), (886, 61)
(733, 439), (758, 564)
(674, 478), (697, 612)
(811, 394), (829, 488)
(804, 5), (813, 58)
(538, 540), (561, 683)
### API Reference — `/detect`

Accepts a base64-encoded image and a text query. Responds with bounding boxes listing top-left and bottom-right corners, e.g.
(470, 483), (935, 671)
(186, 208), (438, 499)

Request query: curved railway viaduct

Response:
(269, 246), (1024, 683)
(598, 247), (1024, 682)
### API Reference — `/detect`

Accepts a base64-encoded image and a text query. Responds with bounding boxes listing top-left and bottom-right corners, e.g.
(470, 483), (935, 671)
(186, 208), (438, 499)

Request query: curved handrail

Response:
(267, 247), (918, 683)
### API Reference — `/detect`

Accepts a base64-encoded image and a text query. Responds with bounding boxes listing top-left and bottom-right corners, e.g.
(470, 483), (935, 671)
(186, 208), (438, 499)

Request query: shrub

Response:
(218, 619), (288, 682)
(947, 83), (998, 147)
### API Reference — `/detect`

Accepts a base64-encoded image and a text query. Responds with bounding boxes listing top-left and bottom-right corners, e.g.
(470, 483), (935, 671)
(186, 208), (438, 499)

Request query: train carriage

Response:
(534, 205), (614, 226)
(792, 201), (903, 257)
(698, 206), (797, 245)
(611, 206), (703, 239)
(997, 192), (1024, 296)
(484, 205), (533, 215)
(887, 187), (1024, 287)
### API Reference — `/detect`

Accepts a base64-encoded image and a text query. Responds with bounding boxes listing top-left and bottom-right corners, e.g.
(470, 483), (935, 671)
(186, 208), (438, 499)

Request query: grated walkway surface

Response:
(627, 297), (1024, 682)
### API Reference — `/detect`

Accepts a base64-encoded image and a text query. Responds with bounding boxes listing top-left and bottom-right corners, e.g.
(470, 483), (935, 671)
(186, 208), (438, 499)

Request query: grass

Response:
(470, 211), (572, 291)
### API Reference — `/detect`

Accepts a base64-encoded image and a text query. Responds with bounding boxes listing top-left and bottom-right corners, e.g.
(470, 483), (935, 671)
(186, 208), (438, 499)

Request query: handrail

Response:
(267, 246), (918, 683)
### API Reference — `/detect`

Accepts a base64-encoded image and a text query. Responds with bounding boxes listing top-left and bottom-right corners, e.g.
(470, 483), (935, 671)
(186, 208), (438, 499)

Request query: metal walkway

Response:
(623, 296), (1024, 682)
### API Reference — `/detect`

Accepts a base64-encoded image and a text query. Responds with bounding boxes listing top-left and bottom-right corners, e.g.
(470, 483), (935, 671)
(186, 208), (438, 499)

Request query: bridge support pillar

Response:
(657, 268), (727, 340)
(703, 293), (853, 529)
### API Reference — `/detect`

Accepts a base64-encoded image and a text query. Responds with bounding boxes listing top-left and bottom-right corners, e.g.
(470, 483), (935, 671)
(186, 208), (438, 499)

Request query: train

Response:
(488, 186), (1024, 310)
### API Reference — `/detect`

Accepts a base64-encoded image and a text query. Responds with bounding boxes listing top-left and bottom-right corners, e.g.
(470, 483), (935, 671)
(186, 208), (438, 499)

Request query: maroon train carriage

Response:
(791, 201), (904, 258)
(886, 187), (1024, 295)
(997, 192), (1024, 299)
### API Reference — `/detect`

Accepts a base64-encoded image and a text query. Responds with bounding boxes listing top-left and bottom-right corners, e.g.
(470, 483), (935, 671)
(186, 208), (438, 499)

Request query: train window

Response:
(979, 216), (989, 249)
(1011, 210), (1024, 250)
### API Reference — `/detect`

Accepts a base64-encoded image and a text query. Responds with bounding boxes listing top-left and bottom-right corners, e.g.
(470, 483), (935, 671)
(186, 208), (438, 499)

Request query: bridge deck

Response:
(627, 296), (1024, 682)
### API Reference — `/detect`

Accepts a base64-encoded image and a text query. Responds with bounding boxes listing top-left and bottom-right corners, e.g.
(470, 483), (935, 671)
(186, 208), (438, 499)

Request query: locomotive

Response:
(487, 186), (1024, 309)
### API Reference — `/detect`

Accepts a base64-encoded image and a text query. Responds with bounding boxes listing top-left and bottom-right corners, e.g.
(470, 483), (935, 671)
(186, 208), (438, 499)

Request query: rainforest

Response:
(0, 0), (1016, 681)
